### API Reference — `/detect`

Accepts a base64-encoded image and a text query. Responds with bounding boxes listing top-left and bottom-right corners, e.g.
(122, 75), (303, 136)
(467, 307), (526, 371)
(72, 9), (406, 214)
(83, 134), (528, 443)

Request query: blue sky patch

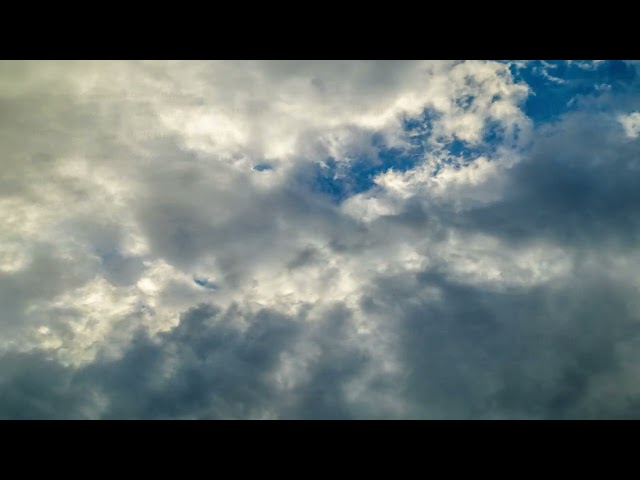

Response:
(511, 60), (638, 123)
(193, 276), (217, 290)
(305, 147), (423, 203)
(301, 62), (640, 205)
(253, 163), (273, 172)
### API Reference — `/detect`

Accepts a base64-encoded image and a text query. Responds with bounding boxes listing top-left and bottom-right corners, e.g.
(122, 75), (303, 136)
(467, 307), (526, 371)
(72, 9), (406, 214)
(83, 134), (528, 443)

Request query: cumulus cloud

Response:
(1, 60), (640, 418)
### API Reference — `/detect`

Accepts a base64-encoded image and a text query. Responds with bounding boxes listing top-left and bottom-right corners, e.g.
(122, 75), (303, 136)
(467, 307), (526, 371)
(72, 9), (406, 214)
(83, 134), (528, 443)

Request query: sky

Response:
(1, 60), (640, 419)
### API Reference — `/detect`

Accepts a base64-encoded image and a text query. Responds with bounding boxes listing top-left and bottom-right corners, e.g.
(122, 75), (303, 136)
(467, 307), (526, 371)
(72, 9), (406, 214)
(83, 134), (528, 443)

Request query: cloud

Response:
(1, 60), (640, 418)
(0, 302), (388, 419)
(362, 267), (640, 419)
(619, 111), (640, 138)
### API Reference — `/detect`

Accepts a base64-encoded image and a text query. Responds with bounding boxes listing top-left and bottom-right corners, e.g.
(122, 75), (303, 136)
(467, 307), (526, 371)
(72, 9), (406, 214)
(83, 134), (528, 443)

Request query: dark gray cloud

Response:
(0, 350), (94, 420)
(460, 112), (640, 249)
(361, 266), (640, 419)
(0, 302), (380, 419)
(6, 255), (639, 419)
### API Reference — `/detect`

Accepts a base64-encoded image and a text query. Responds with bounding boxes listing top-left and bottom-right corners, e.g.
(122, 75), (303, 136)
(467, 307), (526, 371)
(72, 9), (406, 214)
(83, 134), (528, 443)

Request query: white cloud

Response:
(2, 60), (640, 418)
(619, 111), (640, 138)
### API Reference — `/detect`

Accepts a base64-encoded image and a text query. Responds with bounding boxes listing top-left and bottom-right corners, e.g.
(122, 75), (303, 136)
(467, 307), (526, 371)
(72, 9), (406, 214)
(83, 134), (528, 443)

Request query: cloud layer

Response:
(2, 60), (640, 419)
